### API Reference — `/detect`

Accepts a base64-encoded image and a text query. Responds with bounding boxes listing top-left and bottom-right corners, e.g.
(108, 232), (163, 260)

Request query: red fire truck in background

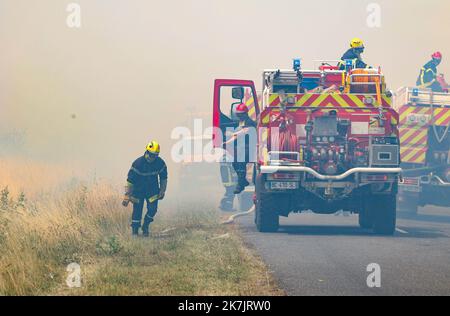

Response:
(213, 60), (402, 235)
(394, 87), (450, 214)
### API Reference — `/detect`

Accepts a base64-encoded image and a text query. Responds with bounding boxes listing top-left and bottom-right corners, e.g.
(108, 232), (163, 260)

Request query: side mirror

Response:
(232, 87), (244, 100)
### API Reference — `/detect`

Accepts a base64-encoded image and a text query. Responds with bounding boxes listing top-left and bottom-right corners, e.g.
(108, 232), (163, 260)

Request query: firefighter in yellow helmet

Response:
(338, 38), (368, 70)
(122, 141), (168, 237)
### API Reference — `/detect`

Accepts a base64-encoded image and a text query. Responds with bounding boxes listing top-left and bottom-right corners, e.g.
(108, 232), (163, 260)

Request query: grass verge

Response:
(0, 162), (282, 295)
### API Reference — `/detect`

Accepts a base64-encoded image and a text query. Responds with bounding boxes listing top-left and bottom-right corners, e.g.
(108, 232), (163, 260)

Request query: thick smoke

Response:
(0, 0), (449, 201)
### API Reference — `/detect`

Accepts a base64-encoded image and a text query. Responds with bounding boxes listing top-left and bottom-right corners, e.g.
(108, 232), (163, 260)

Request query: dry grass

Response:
(0, 159), (282, 296)
(0, 157), (79, 199)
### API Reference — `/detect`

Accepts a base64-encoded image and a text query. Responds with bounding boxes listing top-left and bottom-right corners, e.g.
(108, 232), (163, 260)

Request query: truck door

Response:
(212, 79), (259, 150)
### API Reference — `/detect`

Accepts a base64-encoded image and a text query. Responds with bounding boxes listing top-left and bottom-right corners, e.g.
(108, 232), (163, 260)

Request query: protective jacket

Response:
(339, 48), (367, 70)
(234, 118), (257, 163)
(417, 60), (442, 92)
(127, 156), (168, 198)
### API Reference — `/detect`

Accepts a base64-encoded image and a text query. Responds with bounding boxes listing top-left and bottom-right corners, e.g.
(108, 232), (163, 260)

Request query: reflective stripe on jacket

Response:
(417, 60), (437, 88)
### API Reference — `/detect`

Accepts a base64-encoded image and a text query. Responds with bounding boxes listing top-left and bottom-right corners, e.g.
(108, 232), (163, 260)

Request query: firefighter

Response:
(338, 38), (368, 70)
(122, 141), (168, 237)
(417, 52), (443, 92)
(224, 103), (257, 194)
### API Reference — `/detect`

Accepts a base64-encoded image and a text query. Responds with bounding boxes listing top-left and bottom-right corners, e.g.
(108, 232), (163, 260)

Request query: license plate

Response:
(270, 181), (298, 190)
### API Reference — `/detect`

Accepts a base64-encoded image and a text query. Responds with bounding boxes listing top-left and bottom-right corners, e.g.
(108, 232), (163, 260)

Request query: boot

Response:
(219, 198), (234, 212)
(142, 225), (150, 237)
(234, 184), (244, 195)
(132, 226), (139, 236)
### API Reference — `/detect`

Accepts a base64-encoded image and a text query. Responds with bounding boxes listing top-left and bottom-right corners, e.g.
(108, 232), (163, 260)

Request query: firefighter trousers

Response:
(232, 162), (248, 185)
(220, 186), (235, 211)
(132, 197), (158, 229)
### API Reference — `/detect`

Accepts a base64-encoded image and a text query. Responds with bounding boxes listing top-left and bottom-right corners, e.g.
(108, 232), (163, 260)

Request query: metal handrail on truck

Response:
(261, 165), (402, 181)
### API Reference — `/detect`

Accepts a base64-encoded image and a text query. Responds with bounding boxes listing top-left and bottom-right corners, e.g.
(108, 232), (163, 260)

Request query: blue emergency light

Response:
(412, 88), (419, 97)
(293, 58), (301, 71)
(345, 59), (353, 67)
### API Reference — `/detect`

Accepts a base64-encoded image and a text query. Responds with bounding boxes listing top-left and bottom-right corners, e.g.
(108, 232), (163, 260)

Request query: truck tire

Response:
(359, 203), (373, 229)
(372, 194), (397, 236)
(255, 176), (279, 232)
(255, 194), (279, 232)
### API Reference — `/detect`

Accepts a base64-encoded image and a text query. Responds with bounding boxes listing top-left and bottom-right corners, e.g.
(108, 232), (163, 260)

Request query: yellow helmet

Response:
(145, 141), (160, 155)
(350, 38), (364, 48)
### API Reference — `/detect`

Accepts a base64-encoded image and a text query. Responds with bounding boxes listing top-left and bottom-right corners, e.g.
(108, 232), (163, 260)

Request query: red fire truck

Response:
(213, 60), (402, 235)
(394, 87), (450, 214)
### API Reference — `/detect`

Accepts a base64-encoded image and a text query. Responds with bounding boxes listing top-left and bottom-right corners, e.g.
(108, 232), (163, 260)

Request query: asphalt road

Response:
(238, 206), (450, 296)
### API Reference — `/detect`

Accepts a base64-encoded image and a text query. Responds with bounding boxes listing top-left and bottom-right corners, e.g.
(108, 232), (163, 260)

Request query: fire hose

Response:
(222, 205), (255, 225)
(271, 114), (299, 152)
(279, 130), (298, 152)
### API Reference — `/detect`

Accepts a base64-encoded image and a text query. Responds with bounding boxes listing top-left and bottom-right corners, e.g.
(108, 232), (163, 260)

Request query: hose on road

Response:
(222, 205), (255, 225)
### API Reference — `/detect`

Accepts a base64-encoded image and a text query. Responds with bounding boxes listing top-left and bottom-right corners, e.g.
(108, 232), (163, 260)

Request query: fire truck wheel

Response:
(358, 203), (373, 229)
(255, 194), (279, 233)
(372, 194), (397, 236)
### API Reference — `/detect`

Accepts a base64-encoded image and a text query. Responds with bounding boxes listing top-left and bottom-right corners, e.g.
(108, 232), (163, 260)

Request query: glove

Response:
(123, 182), (133, 207)
(122, 196), (130, 207)
(122, 195), (139, 207)
(158, 179), (168, 201)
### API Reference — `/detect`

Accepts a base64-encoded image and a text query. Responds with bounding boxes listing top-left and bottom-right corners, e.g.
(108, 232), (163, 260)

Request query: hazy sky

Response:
(1, 0), (449, 180)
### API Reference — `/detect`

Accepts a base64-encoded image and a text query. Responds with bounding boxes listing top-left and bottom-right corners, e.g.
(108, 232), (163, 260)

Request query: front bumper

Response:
(260, 166), (402, 181)
(419, 174), (450, 187)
